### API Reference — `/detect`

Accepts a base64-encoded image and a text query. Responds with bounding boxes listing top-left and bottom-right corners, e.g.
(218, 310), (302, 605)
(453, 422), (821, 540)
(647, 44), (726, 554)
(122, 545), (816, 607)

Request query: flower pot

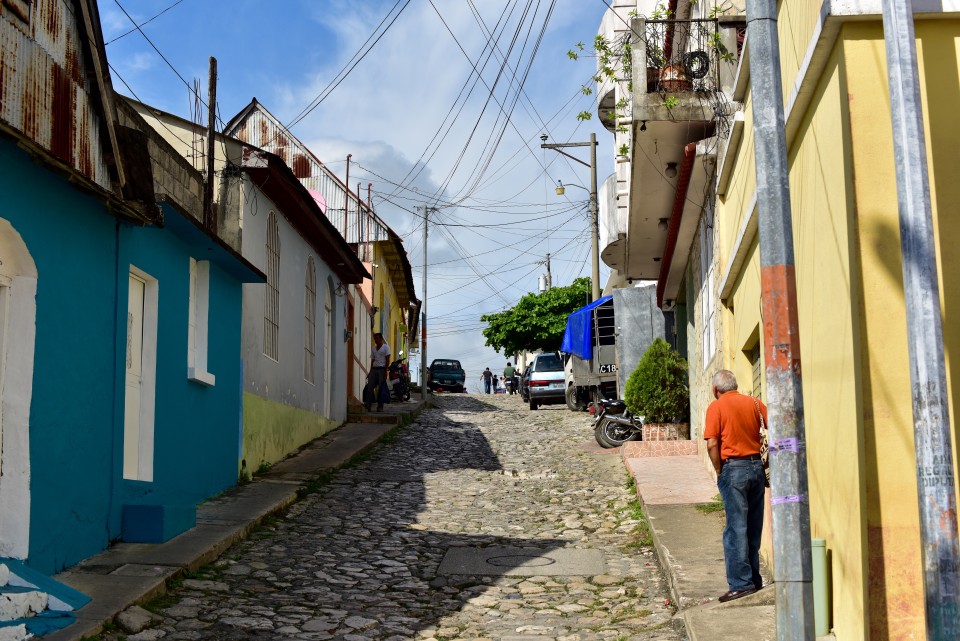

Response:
(642, 422), (691, 441)
(659, 65), (692, 92)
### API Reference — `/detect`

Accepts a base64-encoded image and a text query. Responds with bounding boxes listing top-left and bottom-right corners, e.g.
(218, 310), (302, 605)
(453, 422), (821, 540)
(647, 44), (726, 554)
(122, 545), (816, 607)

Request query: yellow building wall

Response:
(843, 19), (960, 640)
(370, 244), (407, 360)
(787, 44), (868, 641)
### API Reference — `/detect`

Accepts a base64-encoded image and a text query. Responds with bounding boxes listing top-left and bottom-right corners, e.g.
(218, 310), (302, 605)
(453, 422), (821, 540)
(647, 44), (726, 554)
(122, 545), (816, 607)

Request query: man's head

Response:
(373, 333), (384, 347)
(485, 367), (490, 371)
(712, 370), (738, 399)
(507, 362), (511, 367)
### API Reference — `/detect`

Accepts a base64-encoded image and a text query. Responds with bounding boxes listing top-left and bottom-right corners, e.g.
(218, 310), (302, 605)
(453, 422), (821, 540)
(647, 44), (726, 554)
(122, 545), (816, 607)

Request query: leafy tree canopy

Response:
(480, 277), (591, 356)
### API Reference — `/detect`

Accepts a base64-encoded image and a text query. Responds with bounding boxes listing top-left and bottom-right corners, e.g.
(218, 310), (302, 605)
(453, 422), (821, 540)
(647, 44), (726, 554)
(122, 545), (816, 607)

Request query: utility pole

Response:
(420, 207), (430, 401)
(745, 1), (814, 639)
(545, 253), (552, 290)
(882, 2), (960, 638)
(344, 154), (352, 236)
(203, 57), (217, 230)
(541, 134), (601, 301)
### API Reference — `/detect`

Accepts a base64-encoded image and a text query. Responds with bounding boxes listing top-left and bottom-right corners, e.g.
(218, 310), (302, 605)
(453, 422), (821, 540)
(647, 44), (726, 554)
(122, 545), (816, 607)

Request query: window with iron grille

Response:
(264, 212), (280, 361)
(304, 256), (317, 383)
(750, 343), (762, 400)
(699, 208), (716, 370)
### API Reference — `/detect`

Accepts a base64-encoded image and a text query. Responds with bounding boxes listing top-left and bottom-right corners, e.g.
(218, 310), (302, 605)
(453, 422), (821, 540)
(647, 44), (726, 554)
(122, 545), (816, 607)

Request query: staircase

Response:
(0, 561), (90, 640)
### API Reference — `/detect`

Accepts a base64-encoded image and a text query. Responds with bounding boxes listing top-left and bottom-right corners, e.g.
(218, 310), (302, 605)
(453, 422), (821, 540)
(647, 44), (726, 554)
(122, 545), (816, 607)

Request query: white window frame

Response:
(264, 212), (280, 361)
(188, 258), (215, 386)
(304, 256), (317, 384)
(124, 267), (158, 482)
(699, 212), (717, 370)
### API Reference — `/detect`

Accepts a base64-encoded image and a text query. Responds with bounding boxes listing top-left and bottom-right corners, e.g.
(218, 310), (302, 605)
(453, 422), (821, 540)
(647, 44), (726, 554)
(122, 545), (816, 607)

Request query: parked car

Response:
(526, 351), (566, 410)
(428, 359), (466, 393)
(519, 367), (532, 401)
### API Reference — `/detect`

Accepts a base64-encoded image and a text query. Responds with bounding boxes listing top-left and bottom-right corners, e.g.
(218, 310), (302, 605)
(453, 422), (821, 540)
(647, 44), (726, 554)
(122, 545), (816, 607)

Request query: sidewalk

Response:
(622, 450), (777, 641)
(43, 399), (429, 641)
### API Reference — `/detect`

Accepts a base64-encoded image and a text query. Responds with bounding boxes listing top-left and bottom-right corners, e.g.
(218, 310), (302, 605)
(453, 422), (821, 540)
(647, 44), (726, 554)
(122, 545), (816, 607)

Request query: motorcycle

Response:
(591, 398), (643, 448)
(504, 376), (517, 395)
(388, 358), (411, 401)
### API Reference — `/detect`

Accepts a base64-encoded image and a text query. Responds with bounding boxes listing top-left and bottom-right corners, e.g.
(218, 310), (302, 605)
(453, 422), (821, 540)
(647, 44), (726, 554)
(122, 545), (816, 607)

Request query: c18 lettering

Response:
(598, 364), (618, 374)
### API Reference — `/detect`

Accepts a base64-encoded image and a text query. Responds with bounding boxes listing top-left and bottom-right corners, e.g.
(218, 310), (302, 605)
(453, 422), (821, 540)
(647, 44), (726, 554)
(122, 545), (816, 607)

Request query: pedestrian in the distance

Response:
(492, 374), (500, 393)
(481, 367), (493, 394)
(703, 369), (767, 603)
(366, 332), (391, 412)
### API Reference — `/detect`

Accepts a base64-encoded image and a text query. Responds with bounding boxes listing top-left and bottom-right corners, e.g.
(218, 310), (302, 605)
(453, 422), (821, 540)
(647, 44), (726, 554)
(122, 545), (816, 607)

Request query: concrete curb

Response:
(625, 454), (778, 641)
(45, 400), (429, 641)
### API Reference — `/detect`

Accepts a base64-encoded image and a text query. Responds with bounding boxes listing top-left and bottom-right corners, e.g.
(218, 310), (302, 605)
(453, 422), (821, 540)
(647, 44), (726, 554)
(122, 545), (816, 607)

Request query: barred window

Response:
(264, 212), (280, 361)
(750, 343), (762, 400)
(304, 256), (317, 383)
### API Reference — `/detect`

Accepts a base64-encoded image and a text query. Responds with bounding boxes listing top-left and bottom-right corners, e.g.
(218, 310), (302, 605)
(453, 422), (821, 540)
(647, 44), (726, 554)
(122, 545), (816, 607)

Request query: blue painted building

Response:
(0, 0), (261, 578)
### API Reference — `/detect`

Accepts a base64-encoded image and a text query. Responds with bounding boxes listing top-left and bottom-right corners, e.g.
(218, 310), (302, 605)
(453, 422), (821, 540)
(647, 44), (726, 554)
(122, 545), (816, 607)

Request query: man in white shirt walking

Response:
(367, 332), (391, 412)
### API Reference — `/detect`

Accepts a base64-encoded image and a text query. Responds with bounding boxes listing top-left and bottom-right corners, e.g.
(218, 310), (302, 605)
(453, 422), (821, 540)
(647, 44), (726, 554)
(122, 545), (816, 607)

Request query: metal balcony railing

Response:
(643, 19), (727, 94)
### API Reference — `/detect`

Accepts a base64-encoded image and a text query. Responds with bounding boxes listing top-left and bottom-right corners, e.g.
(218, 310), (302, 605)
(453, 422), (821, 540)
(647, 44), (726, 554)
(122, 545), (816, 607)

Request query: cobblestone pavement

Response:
(101, 395), (683, 641)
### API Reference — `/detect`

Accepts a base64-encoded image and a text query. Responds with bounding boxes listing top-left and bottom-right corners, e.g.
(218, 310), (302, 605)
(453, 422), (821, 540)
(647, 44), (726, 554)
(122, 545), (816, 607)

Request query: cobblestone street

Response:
(101, 395), (683, 641)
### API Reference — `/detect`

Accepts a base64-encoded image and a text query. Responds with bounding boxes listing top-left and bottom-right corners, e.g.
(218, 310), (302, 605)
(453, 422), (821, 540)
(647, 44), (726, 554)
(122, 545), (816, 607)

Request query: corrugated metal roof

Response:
(0, 0), (110, 189)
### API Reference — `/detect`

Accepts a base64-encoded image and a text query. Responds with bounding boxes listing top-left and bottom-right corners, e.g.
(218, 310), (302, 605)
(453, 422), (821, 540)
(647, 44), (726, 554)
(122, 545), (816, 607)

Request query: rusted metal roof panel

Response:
(0, 0), (110, 188)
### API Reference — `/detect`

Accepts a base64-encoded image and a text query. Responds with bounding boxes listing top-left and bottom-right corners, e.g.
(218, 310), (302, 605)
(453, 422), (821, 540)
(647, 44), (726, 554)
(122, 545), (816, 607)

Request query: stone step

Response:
(0, 587), (48, 621)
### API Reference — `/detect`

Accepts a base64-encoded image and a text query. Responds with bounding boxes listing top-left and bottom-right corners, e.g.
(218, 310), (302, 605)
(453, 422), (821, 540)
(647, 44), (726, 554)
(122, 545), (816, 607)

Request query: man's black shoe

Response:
(718, 588), (757, 603)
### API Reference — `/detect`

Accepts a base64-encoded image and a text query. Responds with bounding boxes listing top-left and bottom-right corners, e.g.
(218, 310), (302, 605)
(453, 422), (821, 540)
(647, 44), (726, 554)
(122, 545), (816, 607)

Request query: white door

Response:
(123, 275), (145, 480)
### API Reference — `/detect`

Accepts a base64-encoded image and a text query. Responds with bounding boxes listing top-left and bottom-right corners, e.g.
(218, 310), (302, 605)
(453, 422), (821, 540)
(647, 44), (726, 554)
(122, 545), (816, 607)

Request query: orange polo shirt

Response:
(703, 391), (767, 460)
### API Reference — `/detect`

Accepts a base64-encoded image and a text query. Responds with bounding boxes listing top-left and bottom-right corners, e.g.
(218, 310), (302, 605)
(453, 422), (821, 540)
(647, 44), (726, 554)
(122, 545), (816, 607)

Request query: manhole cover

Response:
(486, 555), (556, 568)
(437, 546), (604, 576)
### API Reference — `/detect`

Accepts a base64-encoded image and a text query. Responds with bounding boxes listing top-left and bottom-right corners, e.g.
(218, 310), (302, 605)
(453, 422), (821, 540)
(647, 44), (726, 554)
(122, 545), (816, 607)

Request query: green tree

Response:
(481, 278), (591, 355)
(624, 338), (690, 423)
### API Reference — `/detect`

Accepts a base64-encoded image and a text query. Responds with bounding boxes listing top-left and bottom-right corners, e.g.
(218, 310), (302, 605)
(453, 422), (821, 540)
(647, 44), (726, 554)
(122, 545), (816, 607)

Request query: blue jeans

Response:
(717, 459), (765, 591)
(483, 379), (492, 393)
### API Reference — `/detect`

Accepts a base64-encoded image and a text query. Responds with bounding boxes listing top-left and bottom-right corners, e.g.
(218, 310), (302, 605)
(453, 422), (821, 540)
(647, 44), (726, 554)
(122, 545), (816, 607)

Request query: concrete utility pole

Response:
(744, 1), (814, 639)
(881, 2), (960, 638)
(420, 207), (431, 401)
(545, 253), (552, 290)
(541, 134), (601, 301)
(203, 57), (217, 230)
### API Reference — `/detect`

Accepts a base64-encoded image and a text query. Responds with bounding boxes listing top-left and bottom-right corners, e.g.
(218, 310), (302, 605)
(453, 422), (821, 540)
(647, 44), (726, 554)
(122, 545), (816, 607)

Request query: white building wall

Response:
(239, 179), (346, 423)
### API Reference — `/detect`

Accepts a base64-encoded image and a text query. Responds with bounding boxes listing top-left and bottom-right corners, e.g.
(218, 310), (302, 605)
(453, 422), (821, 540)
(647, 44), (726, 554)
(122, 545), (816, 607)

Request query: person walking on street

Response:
(481, 367), (493, 394)
(703, 369), (768, 603)
(503, 362), (517, 394)
(366, 332), (391, 412)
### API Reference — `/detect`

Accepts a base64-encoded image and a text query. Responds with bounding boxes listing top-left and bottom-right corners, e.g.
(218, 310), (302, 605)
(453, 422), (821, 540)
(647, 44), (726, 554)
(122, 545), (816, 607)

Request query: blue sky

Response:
(102, 0), (615, 391)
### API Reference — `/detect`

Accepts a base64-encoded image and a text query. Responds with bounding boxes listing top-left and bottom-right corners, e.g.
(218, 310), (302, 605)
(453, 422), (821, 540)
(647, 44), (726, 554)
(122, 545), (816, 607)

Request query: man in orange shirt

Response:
(704, 369), (768, 602)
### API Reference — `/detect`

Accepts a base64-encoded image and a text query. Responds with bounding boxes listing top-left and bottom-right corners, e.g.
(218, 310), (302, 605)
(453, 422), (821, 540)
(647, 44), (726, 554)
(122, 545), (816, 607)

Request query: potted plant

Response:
(624, 338), (691, 440)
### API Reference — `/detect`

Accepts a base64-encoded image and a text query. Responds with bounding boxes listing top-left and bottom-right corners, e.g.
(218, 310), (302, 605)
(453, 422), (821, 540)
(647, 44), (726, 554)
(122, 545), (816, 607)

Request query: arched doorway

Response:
(0, 218), (38, 560)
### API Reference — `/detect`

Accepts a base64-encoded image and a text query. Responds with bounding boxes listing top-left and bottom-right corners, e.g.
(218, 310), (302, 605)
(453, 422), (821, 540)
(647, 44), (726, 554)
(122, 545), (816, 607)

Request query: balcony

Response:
(632, 18), (730, 123)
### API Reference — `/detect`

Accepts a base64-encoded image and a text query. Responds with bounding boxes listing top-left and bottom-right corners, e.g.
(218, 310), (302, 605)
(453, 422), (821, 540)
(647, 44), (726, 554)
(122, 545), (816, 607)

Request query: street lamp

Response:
(555, 180), (589, 197)
(541, 133), (600, 302)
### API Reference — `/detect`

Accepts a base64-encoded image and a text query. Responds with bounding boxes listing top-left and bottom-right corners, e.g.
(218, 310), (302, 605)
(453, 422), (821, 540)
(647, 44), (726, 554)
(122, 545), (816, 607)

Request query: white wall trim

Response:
(0, 218), (37, 560)
(187, 258), (215, 386)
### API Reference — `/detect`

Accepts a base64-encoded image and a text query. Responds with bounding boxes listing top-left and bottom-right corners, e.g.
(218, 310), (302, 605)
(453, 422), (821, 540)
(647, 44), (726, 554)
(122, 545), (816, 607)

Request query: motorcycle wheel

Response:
(595, 418), (639, 448)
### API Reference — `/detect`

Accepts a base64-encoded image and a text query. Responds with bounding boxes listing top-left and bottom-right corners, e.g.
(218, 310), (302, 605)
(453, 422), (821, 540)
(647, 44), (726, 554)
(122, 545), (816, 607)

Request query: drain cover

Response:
(437, 546), (605, 576)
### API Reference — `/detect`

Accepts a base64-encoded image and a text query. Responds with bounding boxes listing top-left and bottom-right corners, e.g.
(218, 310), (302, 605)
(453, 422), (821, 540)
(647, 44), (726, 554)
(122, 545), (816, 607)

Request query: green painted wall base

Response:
(241, 392), (338, 477)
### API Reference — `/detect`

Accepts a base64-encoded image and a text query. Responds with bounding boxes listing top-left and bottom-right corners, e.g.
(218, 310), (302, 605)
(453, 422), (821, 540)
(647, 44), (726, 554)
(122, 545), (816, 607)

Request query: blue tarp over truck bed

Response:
(560, 295), (612, 361)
